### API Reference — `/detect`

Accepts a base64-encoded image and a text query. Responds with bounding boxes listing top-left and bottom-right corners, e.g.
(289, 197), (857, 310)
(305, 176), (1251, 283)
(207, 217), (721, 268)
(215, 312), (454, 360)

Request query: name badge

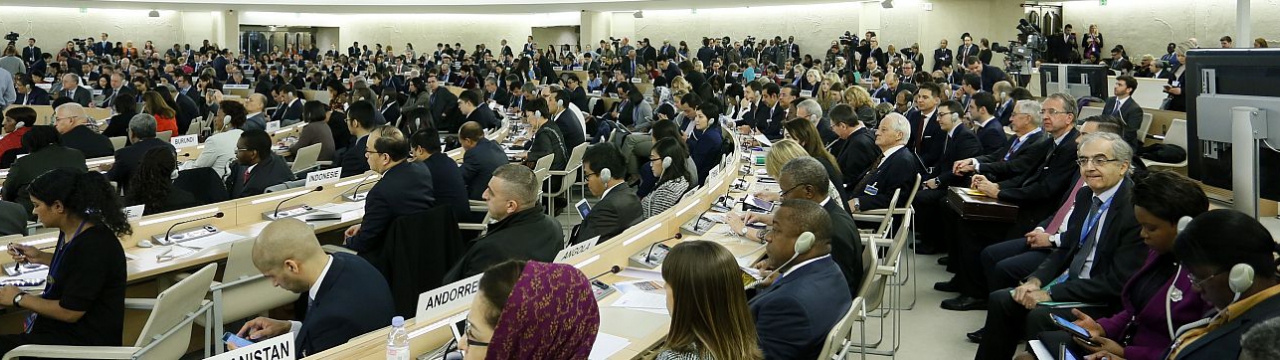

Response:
(800, 89), (813, 98)
(864, 182), (879, 196)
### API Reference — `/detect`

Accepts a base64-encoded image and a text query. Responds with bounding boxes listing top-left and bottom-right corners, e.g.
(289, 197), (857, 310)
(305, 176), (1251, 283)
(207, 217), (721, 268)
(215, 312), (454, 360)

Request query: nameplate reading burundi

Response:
(171, 134), (199, 149)
(208, 332), (295, 360)
(304, 168), (342, 188)
(416, 273), (483, 321)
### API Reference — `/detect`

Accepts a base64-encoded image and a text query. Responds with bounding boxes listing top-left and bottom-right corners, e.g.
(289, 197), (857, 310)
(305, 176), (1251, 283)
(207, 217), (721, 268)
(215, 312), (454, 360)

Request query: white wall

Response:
(610, 3), (863, 62)
(1062, 0), (1280, 58)
(0, 6), (199, 50)
(532, 26), (580, 50)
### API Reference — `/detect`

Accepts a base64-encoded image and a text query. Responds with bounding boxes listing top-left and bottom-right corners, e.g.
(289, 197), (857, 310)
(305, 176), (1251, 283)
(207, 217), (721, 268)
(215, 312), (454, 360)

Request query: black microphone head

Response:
(313, 186), (324, 191)
(673, 233), (683, 240)
(610, 265), (621, 274)
(214, 212), (225, 218)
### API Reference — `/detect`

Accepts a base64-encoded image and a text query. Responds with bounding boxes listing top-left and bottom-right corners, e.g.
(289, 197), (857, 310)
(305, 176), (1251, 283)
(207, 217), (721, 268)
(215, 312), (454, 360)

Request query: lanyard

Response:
(1078, 195), (1114, 246)
(43, 221), (87, 298)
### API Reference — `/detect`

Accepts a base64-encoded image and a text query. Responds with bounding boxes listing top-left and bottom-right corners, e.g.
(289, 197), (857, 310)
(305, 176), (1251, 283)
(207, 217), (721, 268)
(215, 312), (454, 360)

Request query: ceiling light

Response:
(149, 10), (160, 17)
(882, 0), (894, 8)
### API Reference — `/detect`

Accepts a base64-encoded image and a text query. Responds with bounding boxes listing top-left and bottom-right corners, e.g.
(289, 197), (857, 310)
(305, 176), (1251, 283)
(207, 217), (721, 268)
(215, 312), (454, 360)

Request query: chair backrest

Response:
(1166, 119), (1188, 149)
(218, 239), (298, 324)
(157, 130), (173, 142)
(873, 189), (903, 238)
(901, 173), (922, 210)
(133, 263), (217, 355)
(1136, 113), (1154, 144)
(109, 136), (127, 151)
(550, 143), (587, 195)
(186, 117), (204, 135)
(291, 143), (322, 173)
(533, 153), (555, 192)
(882, 207), (915, 270)
(857, 232), (884, 309)
(1078, 106), (1103, 123)
(819, 297), (865, 360)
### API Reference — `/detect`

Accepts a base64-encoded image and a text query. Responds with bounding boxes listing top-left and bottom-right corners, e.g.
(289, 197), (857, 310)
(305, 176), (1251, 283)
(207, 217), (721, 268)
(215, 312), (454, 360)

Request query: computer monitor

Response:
(1038, 63), (1108, 100)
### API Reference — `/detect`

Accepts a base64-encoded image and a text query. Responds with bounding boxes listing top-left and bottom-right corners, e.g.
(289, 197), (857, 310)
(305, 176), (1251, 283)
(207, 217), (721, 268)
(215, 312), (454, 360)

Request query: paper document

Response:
(753, 134), (773, 147)
(588, 332), (631, 360)
(611, 291), (669, 315)
(616, 268), (663, 282)
(1027, 340), (1053, 360)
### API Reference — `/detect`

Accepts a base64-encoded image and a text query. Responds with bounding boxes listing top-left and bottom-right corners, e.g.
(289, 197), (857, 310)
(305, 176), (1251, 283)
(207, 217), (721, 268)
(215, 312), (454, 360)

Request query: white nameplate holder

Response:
(416, 273), (484, 321)
(304, 167), (342, 188)
(208, 332), (295, 360)
(800, 89), (813, 98)
(553, 236), (600, 263)
(170, 134), (198, 149)
(124, 205), (145, 221)
(630, 77), (642, 84)
(222, 84), (251, 90)
(265, 120), (281, 132)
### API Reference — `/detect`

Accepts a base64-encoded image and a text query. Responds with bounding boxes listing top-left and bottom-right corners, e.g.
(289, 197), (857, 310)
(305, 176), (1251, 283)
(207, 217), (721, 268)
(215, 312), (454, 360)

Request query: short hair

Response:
(939, 100), (964, 117)
(777, 199), (832, 246)
(347, 100), (376, 129)
(371, 125), (410, 161)
(491, 164), (539, 208)
(1009, 87), (1035, 101)
(459, 121), (485, 141)
(4, 107), (36, 127)
(1241, 317), (1280, 360)
(796, 99), (822, 120)
(1131, 170), (1208, 224)
(22, 126), (61, 152)
(55, 102), (88, 122)
(1044, 92), (1078, 120)
(917, 82), (943, 98)
(523, 98), (549, 118)
(459, 88), (482, 106)
(583, 143), (627, 180)
(964, 56), (982, 66)
(302, 100), (327, 123)
(780, 157), (830, 197)
(1116, 75), (1138, 92)
(972, 91), (996, 115)
(829, 104), (859, 126)
(239, 129), (273, 160)
(1082, 115), (1125, 135)
(1014, 100), (1044, 127)
(962, 73), (982, 89)
(1220, 35), (1233, 43)
(219, 100), (248, 129)
(410, 127), (441, 154)
(763, 82), (781, 97)
(128, 113), (158, 139)
(680, 93), (703, 108)
(881, 112), (910, 138)
(1077, 132), (1133, 163)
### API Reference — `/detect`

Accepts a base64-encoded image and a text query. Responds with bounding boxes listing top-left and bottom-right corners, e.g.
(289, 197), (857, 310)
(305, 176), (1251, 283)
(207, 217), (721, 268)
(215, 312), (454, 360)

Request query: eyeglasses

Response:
(463, 320), (490, 348)
(936, 112), (955, 119)
(1076, 156), (1121, 168)
(779, 183), (811, 198)
(1188, 270), (1226, 290)
(1040, 109), (1070, 116)
(584, 171), (597, 178)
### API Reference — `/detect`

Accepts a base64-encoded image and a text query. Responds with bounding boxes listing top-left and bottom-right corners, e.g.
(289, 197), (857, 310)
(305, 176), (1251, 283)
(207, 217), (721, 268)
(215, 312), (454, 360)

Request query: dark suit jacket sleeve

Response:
(1051, 215), (1144, 302)
(755, 295), (814, 359)
(300, 313), (363, 355)
(937, 133), (983, 185)
(976, 137), (1051, 182)
(978, 126), (1006, 156)
(347, 187), (390, 253)
(1122, 102), (1145, 149)
(583, 199), (622, 241)
(857, 154), (918, 210)
(996, 149), (1075, 203)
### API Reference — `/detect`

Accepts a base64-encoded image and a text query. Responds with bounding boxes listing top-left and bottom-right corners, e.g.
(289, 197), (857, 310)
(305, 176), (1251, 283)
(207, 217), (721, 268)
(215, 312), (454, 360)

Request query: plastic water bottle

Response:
(386, 316), (410, 360)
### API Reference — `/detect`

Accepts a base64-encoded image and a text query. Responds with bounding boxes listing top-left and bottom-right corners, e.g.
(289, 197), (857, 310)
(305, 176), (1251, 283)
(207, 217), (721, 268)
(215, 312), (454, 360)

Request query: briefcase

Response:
(945, 187), (1018, 223)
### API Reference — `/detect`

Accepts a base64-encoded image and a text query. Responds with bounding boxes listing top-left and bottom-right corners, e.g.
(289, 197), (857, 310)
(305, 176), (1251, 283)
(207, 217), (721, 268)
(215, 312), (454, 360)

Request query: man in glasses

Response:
(973, 131), (1143, 360)
(343, 125), (434, 254)
(226, 129), (293, 198)
(913, 100), (983, 254)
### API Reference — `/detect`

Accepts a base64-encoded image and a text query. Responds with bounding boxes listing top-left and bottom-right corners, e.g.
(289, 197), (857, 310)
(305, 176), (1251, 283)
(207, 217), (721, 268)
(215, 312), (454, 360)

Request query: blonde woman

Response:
(724, 139), (807, 243)
(670, 76), (693, 95)
(843, 86), (878, 127)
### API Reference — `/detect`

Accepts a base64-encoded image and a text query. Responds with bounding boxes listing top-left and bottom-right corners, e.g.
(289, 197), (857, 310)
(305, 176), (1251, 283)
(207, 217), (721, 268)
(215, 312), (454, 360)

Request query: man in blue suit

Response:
(964, 56), (1008, 92)
(969, 92), (1008, 156)
(459, 121), (507, 201)
(750, 199), (852, 360)
(236, 218), (395, 357)
(343, 125), (434, 255)
(849, 113), (921, 212)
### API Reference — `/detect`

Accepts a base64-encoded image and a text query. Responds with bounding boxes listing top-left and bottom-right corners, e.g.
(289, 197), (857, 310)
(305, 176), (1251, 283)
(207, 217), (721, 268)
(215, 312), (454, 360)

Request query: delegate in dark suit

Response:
(422, 153), (471, 223)
(1, 145), (86, 218)
(0, 201), (26, 236)
(575, 183), (642, 244)
(913, 124), (983, 241)
(428, 89), (460, 130)
(554, 110), (586, 152)
(973, 130), (1053, 184)
(853, 147), (920, 211)
(975, 118), (1008, 156)
(977, 178), (1147, 360)
(569, 87), (589, 112)
(60, 125), (115, 159)
(906, 110), (946, 170)
(749, 257), (851, 360)
(16, 87), (50, 106)
(346, 161), (435, 254)
(823, 199), (864, 297)
(274, 98), (304, 124)
(58, 87), (92, 107)
(466, 105), (500, 130)
(175, 93), (199, 134)
(830, 127), (881, 201)
(993, 130), (1081, 230)
(295, 253), (395, 357)
(336, 135), (371, 178)
(756, 103), (787, 141)
(224, 154), (294, 199)
(107, 138), (176, 194)
(933, 48), (954, 71)
(441, 207), (563, 283)
(462, 138), (506, 201)
(976, 64), (1008, 92)
(1101, 97), (1145, 151)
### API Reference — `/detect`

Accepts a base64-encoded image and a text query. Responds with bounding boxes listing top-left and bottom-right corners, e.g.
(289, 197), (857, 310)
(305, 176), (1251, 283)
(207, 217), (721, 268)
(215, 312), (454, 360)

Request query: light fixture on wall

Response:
(881, 0), (893, 8)
(148, 10), (160, 17)
(633, 10), (644, 18)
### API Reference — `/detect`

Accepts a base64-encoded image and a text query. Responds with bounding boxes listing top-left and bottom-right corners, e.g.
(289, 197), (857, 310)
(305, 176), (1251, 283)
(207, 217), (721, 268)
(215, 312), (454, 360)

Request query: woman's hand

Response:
(1083, 350), (1124, 360)
(753, 191), (780, 203)
(1071, 308), (1107, 338)
(8, 244), (49, 266)
(1075, 335), (1124, 357)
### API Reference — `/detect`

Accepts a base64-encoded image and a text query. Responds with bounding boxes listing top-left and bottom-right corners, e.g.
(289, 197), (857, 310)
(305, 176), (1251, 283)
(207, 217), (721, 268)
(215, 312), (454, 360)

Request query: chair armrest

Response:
(4, 345), (142, 359)
(548, 165), (581, 176)
(849, 214), (885, 222)
(858, 235), (893, 248)
(124, 298), (157, 310)
(316, 161), (333, 166)
(322, 244), (357, 255)
(875, 264), (897, 276)
(459, 223), (486, 231)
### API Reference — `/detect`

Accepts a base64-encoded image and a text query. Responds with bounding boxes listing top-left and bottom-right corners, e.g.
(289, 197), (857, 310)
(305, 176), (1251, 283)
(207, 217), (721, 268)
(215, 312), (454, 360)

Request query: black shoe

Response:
(933, 281), (959, 292)
(936, 256), (950, 266)
(966, 328), (986, 343)
(942, 296), (989, 311)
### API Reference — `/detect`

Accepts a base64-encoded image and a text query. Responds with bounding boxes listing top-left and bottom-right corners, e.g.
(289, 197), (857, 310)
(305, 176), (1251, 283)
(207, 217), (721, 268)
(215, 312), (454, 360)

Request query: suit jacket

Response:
(337, 135), (371, 178)
(58, 86), (92, 107)
(978, 64), (1008, 92)
(1, 146), (87, 218)
(274, 98), (304, 124)
(380, 101), (402, 127)
(1170, 293), (1280, 360)
(108, 138), (176, 193)
(422, 153), (470, 222)
(906, 109), (946, 170)
(575, 183), (643, 244)
(296, 253), (395, 357)
(61, 125), (115, 159)
(749, 257), (851, 360)
(994, 99), (1016, 127)
(974, 130), (1053, 183)
(755, 102), (787, 140)
(442, 207), (563, 283)
(823, 199), (864, 298)
(956, 44), (979, 63)
(933, 126), (983, 187)
(997, 129), (1081, 232)
(224, 154), (294, 199)
(831, 127), (881, 200)
(16, 88), (50, 106)
(428, 89), (460, 130)
(21, 46), (41, 64)
(933, 48), (954, 71)
(1030, 178), (1146, 307)
(855, 148), (921, 211)
(1102, 97), (1146, 151)
(0, 200), (26, 236)
(553, 110), (585, 152)
(462, 138), (507, 201)
(175, 93), (199, 134)
(487, 87), (511, 106)
(466, 105), (500, 130)
(243, 113), (267, 132)
(347, 161), (435, 253)
(569, 87), (589, 112)
(975, 117), (1008, 157)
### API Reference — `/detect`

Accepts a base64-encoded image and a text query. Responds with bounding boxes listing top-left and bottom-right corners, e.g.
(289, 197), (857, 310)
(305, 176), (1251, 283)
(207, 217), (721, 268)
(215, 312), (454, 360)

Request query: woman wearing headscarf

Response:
(459, 260), (599, 359)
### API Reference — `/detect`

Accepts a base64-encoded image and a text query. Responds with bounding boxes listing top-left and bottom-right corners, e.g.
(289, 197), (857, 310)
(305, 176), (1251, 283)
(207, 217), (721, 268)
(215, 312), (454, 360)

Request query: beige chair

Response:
(202, 240), (300, 355)
(819, 297), (868, 360)
(1078, 106), (1104, 124)
(186, 117), (204, 135)
(290, 143), (322, 173)
(157, 130), (173, 142)
(4, 263), (218, 359)
(851, 173), (922, 310)
(1143, 119), (1189, 169)
(544, 143), (586, 215)
(108, 136), (127, 151)
(852, 207), (914, 357)
(1136, 113), (1154, 144)
(532, 153), (555, 198)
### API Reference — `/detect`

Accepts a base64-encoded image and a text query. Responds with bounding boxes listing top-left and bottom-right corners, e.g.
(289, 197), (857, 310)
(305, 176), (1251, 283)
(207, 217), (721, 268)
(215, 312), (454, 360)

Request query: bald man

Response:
(237, 218), (394, 357)
(243, 93), (269, 131)
(53, 103), (114, 158)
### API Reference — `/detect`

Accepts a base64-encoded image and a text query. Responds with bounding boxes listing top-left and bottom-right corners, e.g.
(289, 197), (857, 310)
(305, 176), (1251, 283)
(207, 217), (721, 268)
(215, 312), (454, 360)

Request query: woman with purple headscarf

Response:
(460, 260), (600, 360)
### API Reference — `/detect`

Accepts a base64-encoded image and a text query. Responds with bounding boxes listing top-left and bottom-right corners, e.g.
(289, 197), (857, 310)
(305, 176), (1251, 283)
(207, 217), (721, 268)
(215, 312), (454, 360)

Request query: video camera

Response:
(744, 36), (757, 47)
(839, 31), (859, 46)
(991, 19), (1046, 75)
(3, 32), (17, 42)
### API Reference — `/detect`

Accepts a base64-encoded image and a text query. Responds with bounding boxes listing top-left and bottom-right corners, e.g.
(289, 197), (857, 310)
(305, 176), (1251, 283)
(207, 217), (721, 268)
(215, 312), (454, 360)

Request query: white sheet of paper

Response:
(610, 291), (669, 315)
(1027, 340), (1054, 360)
(616, 268), (663, 282)
(753, 134), (773, 147)
(588, 332), (631, 360)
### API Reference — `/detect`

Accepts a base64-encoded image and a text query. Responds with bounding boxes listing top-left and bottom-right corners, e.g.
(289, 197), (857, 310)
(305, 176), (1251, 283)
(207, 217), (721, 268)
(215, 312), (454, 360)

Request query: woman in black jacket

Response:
(101, 89), (138, 140)
(126, 147), (198, 215)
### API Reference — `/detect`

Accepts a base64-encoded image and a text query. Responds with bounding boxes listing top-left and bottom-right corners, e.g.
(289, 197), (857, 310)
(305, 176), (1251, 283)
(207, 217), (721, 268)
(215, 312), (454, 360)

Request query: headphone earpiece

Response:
(794, 231), (815, 255)
(534, 110), (542, 119)
(599, 167), (612, 186)
(1176, 216), (1193, 232)
(661, 156), (673, 170)
(170, 169), (180, 180)
(1229, 263), (1256, 294)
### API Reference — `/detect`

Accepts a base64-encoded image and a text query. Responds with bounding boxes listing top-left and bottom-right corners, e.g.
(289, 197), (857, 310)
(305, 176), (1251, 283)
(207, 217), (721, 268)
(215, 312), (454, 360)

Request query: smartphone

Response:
(222, 332), (254, 348)
(745, 194), (774, 212)
(449, 318), (466, 344)
(1049, 314), (1100, 346)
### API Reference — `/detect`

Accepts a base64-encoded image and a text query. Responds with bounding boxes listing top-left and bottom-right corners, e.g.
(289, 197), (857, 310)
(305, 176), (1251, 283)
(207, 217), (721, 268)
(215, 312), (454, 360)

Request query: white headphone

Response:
(660, 156), (673, 171)
(1176, 215), (1256, 304)
(598, 167), (612, 187)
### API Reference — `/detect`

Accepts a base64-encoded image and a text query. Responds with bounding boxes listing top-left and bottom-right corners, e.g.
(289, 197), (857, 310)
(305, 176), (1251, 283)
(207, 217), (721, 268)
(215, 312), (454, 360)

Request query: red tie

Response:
(1047, 177), (1086, 232)
(243, 169), (251, 184)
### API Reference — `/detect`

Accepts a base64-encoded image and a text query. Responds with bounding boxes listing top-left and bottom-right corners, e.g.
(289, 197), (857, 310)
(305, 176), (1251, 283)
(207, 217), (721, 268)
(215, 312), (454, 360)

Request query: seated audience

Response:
(100, 89), (138, 140)
(460, 260), (600, 358)
(243, 94), (269, 131)
(574, 143), (642, 244)
(442, 164), (562, 283)
(658, 241), (763, 359)
(2, 126), (87, 216)
(827, 104), (881, 201)
(336, 101), (375, 177)
(848, 112), (921, 212)
(53, 103), (114, 158)
(142, 91), (179, 136)
(125, 147), (198, 215)
(783, 117), (845, 202)
(460, 89), (499, 130)
(107, 113), (176, 192)
(190, 100), (246, 178)
(409, 128), (469, 222)
(225, 129), (294, 199)
(343, 125), (435, 254)
(685, 101), (724, 184)
(640, 137), (693, 218)
(521, 98), (568, 189)
(284, 100), (336, 162)
(236, 218), (394, 357)
(460, 121), (507, 201)
(0, 107), (34, 160)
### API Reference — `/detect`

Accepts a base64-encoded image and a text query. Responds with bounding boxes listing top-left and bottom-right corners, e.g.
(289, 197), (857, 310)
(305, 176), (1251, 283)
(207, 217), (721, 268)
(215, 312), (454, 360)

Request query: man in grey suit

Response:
(57, 74), (92, 107)
(573, 143), (642, 245)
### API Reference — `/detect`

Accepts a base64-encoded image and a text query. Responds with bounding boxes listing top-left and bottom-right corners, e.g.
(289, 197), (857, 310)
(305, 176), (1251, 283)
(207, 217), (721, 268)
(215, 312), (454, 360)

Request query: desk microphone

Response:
(330, 173), (376, 201)
(588, 265), (622, 282)
(629, 233), (682, 269)
(164, 212), (224, 245)
(273, 186), (324, 219)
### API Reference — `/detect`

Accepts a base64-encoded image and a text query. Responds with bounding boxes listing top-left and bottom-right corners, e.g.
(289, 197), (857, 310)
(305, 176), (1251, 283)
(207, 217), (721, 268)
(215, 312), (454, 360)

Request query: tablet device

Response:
(1050, 313), (1100, 346)
(745, 194), (775, 212)
(575, 199), (591, 219)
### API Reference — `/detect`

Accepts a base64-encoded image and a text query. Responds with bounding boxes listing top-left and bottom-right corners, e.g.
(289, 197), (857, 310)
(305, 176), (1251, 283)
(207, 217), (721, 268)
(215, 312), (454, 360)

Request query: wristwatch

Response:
(13, 292), (25, 308)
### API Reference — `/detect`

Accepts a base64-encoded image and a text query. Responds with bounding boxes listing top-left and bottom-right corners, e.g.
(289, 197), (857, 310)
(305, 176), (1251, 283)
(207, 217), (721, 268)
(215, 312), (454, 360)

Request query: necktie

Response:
(243, 168), (251, 184)
(1046, 177), (1086, 232)
(1069, 197), (1105, 277)
(1112, 100), (1122, 116)
(913, 114), (928, 151)
(1003, 137), (1022, 161)
(853, 154), (886, 195)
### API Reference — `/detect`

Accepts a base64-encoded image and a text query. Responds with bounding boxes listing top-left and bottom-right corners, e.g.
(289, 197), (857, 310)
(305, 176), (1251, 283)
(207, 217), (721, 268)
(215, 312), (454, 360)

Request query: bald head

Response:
(252, 218), (326, 276)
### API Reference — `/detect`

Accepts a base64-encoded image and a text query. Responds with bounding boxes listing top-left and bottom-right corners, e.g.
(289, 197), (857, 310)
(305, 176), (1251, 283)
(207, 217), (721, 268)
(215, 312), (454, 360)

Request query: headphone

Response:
(660, 156), (673, 171)
(1176, 216), (1256, 304)
(533, 110), (542, 119)
(794, 231), (815, 255)
(598, 167), (613, 187)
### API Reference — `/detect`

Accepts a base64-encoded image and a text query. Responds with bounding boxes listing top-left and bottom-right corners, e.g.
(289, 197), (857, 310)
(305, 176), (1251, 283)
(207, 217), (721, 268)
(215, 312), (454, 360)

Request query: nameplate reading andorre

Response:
(416, 273), (484, 321)
(208, 332), (294, 360)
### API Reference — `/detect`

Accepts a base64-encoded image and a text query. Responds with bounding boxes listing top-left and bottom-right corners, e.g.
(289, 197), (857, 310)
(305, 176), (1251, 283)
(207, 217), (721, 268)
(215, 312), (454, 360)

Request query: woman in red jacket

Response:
(142, 91), (179, 136)
(0, 107), (34, 163)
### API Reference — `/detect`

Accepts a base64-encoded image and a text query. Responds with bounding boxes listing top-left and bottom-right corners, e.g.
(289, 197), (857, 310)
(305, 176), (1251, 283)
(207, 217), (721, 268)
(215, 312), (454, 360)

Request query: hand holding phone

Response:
(223, 332), (254, 349)
(1050, 314), (1100, 346)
